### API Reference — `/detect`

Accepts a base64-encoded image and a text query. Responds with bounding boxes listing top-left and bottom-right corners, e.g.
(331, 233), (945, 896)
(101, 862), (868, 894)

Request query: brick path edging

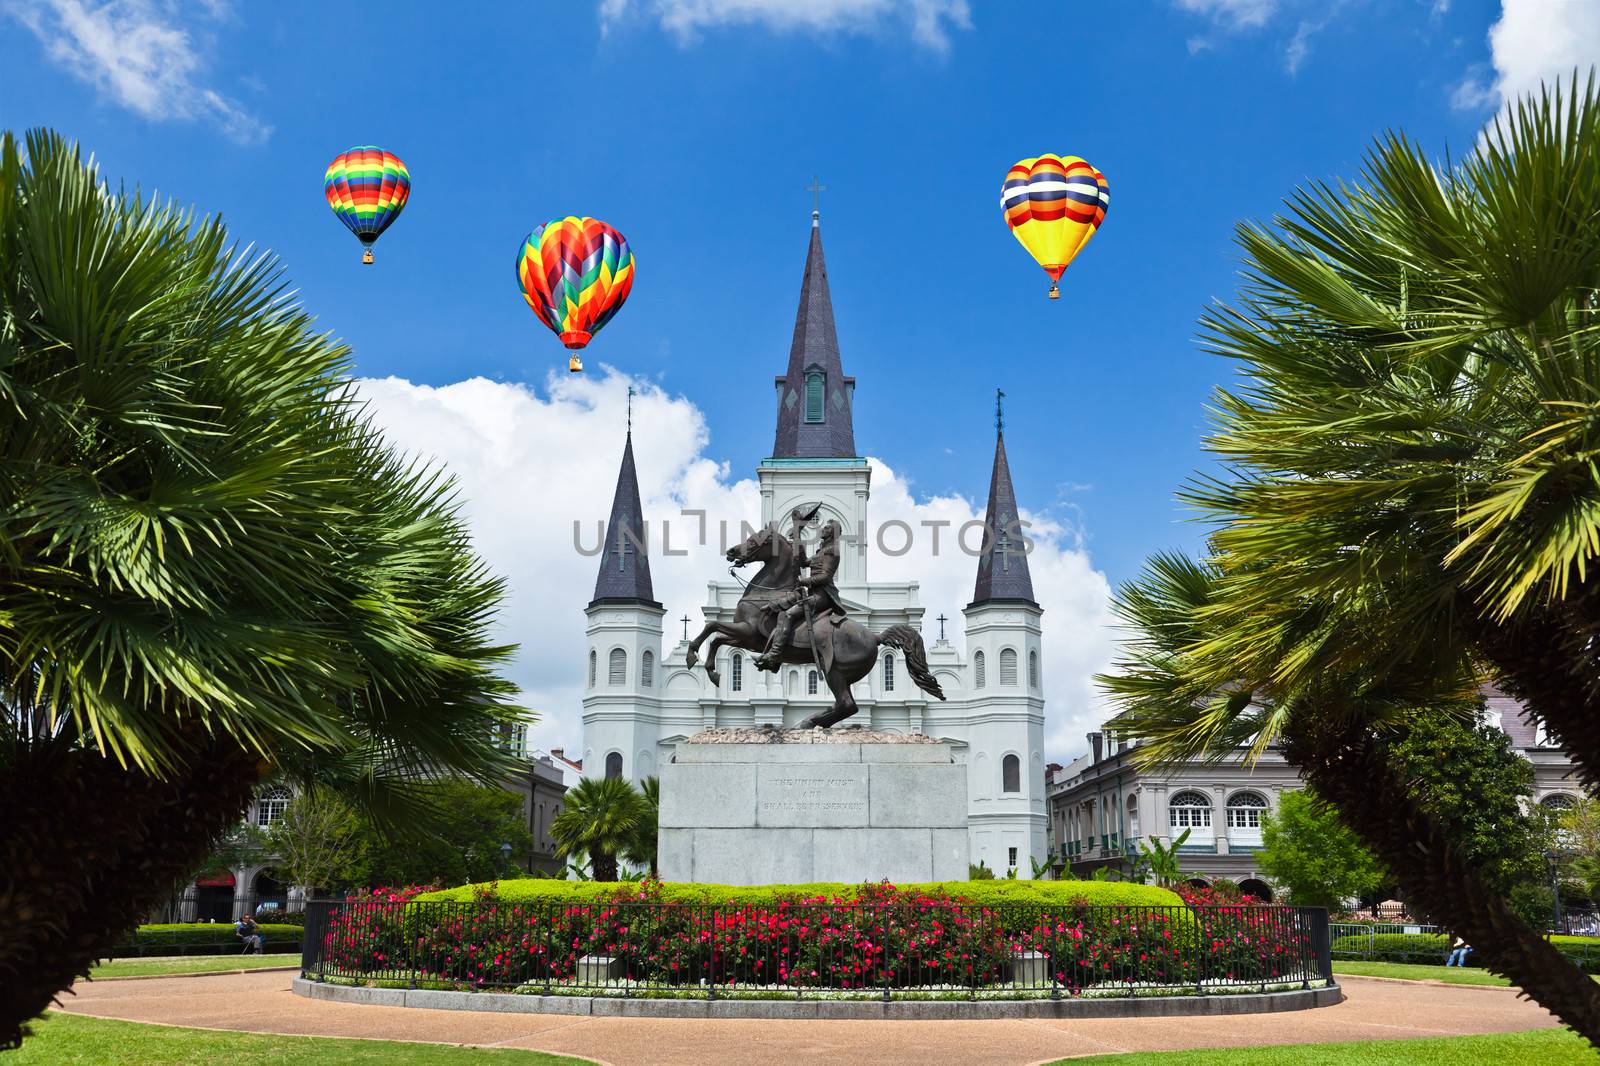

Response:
(293, 976), (1342, 1020)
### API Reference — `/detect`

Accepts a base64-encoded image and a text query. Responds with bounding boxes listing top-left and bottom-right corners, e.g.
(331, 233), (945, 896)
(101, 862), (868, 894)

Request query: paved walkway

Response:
(56, 971), (1561, 1066)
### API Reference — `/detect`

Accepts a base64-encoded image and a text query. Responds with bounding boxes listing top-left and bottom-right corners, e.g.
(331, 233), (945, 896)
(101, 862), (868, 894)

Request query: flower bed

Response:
(307, 882), (1327, 997)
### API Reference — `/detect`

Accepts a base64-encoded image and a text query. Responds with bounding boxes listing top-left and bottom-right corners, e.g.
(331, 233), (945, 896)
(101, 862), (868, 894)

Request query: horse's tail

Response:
(879, 624), (946, 701)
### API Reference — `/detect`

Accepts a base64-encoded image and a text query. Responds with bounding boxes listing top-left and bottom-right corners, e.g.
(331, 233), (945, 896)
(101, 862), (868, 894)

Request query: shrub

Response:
(308, 880), (1325, 994)
(115, 923), (302, 957)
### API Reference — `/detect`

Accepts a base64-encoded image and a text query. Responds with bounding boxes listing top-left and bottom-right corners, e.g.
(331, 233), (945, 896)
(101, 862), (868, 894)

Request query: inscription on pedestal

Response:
(756, 764), (868, 827)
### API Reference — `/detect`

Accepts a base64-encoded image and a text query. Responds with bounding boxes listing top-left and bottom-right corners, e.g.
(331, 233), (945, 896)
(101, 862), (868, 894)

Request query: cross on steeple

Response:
(995, 388), (1005, 434)
(627, 385), (634, 433)
(680, 614), (691, 641)
(936, 613), (948, 641)
(806, 175), (827, 227)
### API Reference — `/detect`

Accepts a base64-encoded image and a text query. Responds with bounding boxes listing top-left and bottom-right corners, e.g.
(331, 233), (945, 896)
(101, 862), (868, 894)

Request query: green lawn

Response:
(1333, 961), (1516, 986)
(13, 1013), (585, 1064)
(1049, 1030), (1589, 1066)
(88, 954), (300, 979)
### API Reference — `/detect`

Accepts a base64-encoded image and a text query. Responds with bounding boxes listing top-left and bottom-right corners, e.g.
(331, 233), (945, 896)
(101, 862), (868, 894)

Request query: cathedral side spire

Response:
(772, 219), (856, 459)
(971, 394), (1037, 606)
(590, 426), (659, 607)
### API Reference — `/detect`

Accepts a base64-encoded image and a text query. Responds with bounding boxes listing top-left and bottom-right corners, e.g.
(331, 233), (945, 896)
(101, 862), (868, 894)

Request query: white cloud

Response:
(352, 370), (1116, 764)
(1175, 0), (1277, 30)
(4, 0), (269, 142)
(599, 0), (972, 51)
(1453, 0), (1600, 112)
(1283, 19), (1317, 73)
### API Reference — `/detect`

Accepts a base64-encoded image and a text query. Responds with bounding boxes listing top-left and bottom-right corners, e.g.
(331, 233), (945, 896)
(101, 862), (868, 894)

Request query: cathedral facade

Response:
(581, 217), (1049, 876)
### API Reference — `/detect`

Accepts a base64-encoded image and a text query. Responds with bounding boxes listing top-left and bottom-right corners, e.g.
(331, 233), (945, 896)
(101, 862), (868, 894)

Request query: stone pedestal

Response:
(658, 729), (968, 885)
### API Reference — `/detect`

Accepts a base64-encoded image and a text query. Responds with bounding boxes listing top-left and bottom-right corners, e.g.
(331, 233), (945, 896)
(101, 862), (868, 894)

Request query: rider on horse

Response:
(755, 510), (846, 672)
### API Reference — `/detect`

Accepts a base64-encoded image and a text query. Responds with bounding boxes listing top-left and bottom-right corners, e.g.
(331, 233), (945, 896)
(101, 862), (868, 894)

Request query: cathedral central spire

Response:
(772, 221), (856, 459)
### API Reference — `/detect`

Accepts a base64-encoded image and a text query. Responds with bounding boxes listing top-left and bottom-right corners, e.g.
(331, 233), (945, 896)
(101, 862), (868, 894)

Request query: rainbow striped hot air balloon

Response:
(515, 217), (635, 373)
(324, 147), (411, 264)
(1001, 155), (1110, 299)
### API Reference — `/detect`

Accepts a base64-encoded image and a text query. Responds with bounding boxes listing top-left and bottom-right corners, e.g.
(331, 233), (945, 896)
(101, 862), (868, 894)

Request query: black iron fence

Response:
(300, 899), (1332, 999)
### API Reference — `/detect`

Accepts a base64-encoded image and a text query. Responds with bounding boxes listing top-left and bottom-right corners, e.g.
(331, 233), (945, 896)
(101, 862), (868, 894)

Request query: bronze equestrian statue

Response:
(684, 506), (945, 728)
(756, 510), (846, 672)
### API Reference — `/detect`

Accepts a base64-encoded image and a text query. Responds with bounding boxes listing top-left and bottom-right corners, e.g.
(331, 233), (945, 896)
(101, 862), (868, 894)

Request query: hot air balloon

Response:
(324, 147), (411, 264)
(1001, 155), (1109, 299)
(514, 217), (635, 373)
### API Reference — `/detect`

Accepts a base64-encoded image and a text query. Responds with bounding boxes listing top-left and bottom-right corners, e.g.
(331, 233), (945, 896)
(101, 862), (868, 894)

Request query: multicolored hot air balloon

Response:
(514, 217), (635, 373)
(1001, 155), (1110, 299)
(324, 147), (411, 264)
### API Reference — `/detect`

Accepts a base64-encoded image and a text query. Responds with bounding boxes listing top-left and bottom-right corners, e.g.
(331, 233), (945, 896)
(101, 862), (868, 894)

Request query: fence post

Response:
(708, 906), (718, 1001)
(1195, 908), (1205, 997)
(544, 903), (554, 995)
(1312, 909), (1332, 985)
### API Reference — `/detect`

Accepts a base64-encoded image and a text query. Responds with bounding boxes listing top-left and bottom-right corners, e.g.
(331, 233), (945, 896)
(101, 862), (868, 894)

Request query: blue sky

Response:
(2, 0), (1590, 755)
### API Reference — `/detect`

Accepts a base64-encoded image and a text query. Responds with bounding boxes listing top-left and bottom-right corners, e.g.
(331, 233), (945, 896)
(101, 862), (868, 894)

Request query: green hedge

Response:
(115, 923), (302, 958)
(1332, 931), (1600, 973)
(415, 879), (1185, 909)
(1331, 932), (1448, 960)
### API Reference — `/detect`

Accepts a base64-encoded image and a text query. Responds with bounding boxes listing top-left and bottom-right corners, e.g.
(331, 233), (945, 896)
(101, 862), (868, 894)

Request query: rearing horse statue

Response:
(685, 522), (945, 728)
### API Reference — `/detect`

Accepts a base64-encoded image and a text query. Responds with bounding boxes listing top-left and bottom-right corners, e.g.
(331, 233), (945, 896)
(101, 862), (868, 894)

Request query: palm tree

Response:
(551, 777), (644, 882)
(625, 775), (660, 878)
(1099, 74), (1600, 1040)
(0, 131), (518, 1047)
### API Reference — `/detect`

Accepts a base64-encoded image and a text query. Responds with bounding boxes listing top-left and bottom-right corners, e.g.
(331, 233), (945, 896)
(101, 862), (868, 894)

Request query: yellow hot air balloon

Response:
(1001, 155), (1110, 299)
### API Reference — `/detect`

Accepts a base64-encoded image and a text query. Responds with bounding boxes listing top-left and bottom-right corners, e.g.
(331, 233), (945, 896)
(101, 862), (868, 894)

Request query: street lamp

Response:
(499, 841), (513, 877)
(1544, 849), (1563, 936)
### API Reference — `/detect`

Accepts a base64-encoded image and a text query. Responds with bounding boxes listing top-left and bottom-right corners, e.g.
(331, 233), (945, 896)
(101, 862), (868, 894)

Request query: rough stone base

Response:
(659, 739), (967, 885)
(294, 977), (1344, 1019)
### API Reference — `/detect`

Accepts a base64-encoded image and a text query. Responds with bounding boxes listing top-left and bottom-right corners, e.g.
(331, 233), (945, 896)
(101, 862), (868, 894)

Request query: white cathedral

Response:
(581, 214), (1049, 877)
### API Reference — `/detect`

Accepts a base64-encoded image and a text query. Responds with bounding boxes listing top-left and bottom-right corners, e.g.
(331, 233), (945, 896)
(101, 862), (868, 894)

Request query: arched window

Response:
(1126, 793), (1141, 837)
(804, 370), (825, 423)
(1227, 791), (1268, 828)
(1028, 650), (1039, 689)
(1226, 792), (1268, 846)
(882, 654), (895, 691)
(608, 648), (627, 686)
(641, 651), (654, 687)
(255, 786), (291, 828)
(1542, 793), (1579, 811)
(1169, 791), (1212, 833)
(807, 669), (819, 695)
(973, 651), (986, 688)
(999, 648), (1018, 686)
(604, 752), (623, 779)
(731, 653), (744, 692)
(1001, 754), (1021, 793)
(588, 650), (597, 688)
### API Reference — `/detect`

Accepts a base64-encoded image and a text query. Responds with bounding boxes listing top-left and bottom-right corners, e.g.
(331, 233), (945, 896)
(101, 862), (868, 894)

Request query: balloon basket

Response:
(361, 248), (374, 265)
(1047, 282), (1060, 300)
(569, 354), (584, 373)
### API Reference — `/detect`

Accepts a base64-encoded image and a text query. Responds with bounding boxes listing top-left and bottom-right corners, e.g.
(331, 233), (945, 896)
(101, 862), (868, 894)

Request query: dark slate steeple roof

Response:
(970, 427), (1038, 606)
(590, 431), (660, 607)
(772, 219), (856, 459)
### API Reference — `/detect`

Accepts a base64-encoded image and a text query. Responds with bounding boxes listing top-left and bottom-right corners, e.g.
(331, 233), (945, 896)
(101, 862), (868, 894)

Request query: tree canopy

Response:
(0, 130), (518, 1046)
(1258, 791), (1386, 909)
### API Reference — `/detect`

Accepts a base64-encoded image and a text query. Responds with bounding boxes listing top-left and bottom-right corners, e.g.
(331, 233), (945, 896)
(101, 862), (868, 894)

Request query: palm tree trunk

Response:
(1283, 712), (1600, 1044)
(590, 848), (617, 882)
(0, 737), (263, 1048)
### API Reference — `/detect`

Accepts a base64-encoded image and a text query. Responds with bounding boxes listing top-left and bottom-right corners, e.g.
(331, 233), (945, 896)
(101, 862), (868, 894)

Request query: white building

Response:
(581, 214), (1049, 876)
